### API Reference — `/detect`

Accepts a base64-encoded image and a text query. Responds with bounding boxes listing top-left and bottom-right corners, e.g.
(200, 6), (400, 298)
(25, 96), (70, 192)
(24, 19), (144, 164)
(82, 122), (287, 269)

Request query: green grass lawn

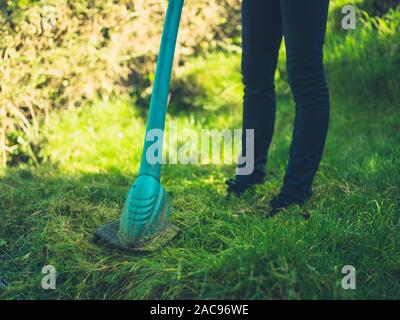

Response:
(1, 85), (399, 299)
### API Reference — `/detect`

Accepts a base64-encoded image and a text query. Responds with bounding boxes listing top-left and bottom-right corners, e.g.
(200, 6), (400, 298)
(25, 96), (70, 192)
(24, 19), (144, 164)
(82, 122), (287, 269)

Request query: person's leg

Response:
(228, 0), (283, 195)
(271, 0), (330, 211)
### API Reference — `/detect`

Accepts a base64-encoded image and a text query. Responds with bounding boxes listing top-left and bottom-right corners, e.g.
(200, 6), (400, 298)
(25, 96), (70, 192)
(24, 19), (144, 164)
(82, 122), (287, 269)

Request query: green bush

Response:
(326, 8), (400, 102)
(328, 0), (399, 33)
(328, 0), (363, 33)
(361, 0), (400, 16)
(0, 0), (241, 166)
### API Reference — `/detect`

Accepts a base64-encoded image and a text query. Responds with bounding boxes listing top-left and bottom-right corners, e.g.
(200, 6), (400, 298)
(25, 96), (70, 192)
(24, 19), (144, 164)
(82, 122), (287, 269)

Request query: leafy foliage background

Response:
(0, 0), (399, 166)
(0, 0), (240, 166)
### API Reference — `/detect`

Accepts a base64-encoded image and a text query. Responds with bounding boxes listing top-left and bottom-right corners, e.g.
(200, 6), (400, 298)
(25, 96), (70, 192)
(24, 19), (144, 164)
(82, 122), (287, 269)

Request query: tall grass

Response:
(326, 7), (400, 102)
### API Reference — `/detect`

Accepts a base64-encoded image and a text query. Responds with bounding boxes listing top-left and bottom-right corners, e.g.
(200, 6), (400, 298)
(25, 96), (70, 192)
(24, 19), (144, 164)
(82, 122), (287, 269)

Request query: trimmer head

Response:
(94, 220), (179, 253)
(94, 175), (179, 253)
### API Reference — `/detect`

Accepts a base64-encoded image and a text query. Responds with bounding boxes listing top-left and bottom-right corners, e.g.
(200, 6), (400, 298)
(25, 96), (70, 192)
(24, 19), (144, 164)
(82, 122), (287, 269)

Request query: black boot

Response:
(226, 170), (265, 197)
(266, 189), (312, 217)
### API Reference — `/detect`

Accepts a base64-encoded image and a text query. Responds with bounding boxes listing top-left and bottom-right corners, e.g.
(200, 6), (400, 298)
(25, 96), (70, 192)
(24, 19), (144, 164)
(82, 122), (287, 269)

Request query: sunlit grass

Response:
(1, 83), (399, 299)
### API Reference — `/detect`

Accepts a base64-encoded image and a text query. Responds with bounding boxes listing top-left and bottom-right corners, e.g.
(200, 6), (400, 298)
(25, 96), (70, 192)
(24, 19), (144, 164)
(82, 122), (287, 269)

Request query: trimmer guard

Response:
(94, 221), (180, 253)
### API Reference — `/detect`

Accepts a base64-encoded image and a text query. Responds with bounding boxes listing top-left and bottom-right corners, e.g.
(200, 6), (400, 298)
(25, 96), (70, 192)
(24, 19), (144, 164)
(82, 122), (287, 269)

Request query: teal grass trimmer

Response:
(94, 0), (184, 252)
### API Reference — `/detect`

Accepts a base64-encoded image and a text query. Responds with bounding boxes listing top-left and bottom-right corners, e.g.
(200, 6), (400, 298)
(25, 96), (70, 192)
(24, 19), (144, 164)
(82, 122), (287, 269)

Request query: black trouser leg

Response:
(238, 0), (282, 183)
(279, 0), (330, 203)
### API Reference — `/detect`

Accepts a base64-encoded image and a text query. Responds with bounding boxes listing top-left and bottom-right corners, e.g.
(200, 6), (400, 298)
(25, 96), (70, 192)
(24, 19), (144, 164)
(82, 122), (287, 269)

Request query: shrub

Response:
(0, 0), (241, 166)
(329, 0), (400, 32)
(326, 8), (400, 102)
(361, 0), (400, 16)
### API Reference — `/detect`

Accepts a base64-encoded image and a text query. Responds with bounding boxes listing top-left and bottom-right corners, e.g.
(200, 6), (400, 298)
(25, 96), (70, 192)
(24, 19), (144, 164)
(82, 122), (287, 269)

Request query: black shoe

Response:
(226, 171), (265, 197)
(266, 195), (292, 217)
(266, 192), (311, 218)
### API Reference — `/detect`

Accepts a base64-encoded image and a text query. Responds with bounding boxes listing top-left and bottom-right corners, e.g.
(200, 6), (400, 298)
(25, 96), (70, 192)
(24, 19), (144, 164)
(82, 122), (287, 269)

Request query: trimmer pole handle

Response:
(139, 0), (184, 179)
